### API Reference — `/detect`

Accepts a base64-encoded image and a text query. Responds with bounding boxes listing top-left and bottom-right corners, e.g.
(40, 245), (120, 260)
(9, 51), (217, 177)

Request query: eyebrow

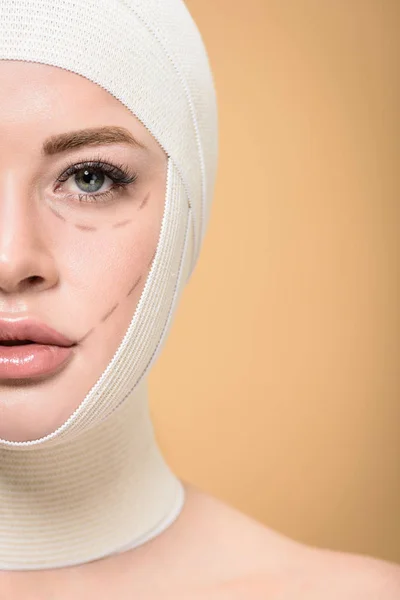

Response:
(41, 126), (145, 156)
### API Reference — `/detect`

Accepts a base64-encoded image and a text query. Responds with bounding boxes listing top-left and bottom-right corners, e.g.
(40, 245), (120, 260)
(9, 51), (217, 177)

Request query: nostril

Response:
(21, 276), (45, 290)
(0, 271), (54, 295)
(26, 276), (43, 285)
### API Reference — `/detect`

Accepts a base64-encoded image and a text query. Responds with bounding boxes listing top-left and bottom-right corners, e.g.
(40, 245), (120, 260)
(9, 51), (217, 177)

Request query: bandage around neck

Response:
(0, 0), (217, 569)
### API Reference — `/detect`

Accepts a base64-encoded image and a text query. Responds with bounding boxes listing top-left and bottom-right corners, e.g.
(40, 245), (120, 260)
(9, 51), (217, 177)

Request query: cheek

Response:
(55, 211), (162, 335)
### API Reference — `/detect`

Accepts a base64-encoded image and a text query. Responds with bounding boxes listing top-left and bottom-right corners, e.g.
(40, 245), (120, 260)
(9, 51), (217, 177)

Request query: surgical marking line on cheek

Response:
(77, 272), (145, 345)
(127, 275), (142, 297)
(79, 327), (94, 343)
(49, 206), (67, 222)
(74, 223), (98, 231)
(113, 219), (132, 229)
(148, 250), (157, 268)
(101, 302), (119, 323)
(138, 192), (150, 211)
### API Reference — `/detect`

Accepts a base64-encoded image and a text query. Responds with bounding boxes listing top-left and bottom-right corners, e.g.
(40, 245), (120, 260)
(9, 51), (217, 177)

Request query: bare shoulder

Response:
(230, 535), (400, 599)
(290, 545), (400, 599)
(175, 483), (400, 599)
(202, 540), (400, 599)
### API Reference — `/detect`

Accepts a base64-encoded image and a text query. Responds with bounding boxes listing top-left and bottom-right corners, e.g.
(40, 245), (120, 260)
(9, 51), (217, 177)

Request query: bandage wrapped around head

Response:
(0, 0), (218, 570)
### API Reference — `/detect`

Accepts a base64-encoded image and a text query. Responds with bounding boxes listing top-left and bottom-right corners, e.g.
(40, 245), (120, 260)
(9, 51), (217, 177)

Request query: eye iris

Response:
(76, 168), (105, 193)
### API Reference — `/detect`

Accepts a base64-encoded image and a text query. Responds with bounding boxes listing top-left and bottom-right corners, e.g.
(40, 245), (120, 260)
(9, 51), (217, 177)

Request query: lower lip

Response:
(0, 344), (74, 380)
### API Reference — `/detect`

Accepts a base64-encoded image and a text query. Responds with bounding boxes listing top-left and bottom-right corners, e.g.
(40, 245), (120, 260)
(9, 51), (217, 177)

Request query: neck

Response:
(0, 380), (185, 570)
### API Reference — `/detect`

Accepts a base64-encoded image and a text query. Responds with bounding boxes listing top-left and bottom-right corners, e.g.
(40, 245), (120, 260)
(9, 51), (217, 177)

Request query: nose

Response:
(0, 174), (59, 295)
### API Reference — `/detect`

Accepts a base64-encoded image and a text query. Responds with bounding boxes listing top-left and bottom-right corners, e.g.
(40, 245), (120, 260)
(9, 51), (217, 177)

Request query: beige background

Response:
(149, 0), (400, 563)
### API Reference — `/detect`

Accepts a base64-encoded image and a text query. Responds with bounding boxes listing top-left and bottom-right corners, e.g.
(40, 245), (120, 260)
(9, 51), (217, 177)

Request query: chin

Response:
(0, 379), (87, 443)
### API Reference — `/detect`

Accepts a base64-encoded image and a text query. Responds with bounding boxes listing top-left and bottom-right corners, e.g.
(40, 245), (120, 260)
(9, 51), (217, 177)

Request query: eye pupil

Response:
(76, 168), (105, 193)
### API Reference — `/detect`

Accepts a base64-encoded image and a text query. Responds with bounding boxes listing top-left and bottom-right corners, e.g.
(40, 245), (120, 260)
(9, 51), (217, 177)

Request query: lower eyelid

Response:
(65, 185), (125, 204)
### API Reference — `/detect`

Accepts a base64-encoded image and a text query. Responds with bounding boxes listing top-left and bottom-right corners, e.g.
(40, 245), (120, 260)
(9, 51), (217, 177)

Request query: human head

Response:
(0, 61), (167, 441)
(0, 0), (218, 446)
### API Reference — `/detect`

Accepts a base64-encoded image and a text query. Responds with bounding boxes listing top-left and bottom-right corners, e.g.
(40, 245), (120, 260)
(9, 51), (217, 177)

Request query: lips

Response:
(0, 319), (75, 347)
(0, 319), (76, 380)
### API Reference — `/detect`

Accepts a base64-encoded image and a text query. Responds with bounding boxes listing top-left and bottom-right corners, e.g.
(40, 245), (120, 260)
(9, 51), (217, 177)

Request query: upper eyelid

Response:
(27, 153), (141, 194)
(58, 160), (124, 179)
(50, 149), (135, 172)
(55, 157), (136, 184)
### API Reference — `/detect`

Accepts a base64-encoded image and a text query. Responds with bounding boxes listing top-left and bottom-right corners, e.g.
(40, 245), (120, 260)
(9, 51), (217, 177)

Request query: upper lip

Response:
(0, 319), (75, 347)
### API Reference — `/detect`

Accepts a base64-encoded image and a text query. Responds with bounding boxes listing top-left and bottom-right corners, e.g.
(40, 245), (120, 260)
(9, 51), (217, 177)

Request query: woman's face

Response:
(0, 61), (167, 442)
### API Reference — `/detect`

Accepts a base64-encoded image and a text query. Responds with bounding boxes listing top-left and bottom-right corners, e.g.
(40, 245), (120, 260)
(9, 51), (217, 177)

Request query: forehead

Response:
(0, 61), (159, 152)
(0, 61), (116, 116)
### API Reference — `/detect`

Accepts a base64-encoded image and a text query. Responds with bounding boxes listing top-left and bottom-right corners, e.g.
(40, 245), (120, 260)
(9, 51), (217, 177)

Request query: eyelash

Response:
(55, 156), (138, 204)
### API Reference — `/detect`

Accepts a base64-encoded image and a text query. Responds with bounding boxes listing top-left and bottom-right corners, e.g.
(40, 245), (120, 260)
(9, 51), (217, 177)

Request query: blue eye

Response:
(73, 167), (107, 194)
(56, 159), (138, 204)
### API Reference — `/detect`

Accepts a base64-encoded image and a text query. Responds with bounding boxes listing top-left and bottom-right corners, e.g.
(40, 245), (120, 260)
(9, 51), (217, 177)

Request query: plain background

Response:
(149, 0), (400, 564)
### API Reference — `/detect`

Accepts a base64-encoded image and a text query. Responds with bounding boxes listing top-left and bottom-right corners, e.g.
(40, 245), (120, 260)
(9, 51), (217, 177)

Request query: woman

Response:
(0, 0), (399, 597)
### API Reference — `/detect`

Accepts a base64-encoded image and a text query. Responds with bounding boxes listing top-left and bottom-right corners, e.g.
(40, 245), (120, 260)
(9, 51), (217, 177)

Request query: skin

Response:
(0, 62), (399, 598)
